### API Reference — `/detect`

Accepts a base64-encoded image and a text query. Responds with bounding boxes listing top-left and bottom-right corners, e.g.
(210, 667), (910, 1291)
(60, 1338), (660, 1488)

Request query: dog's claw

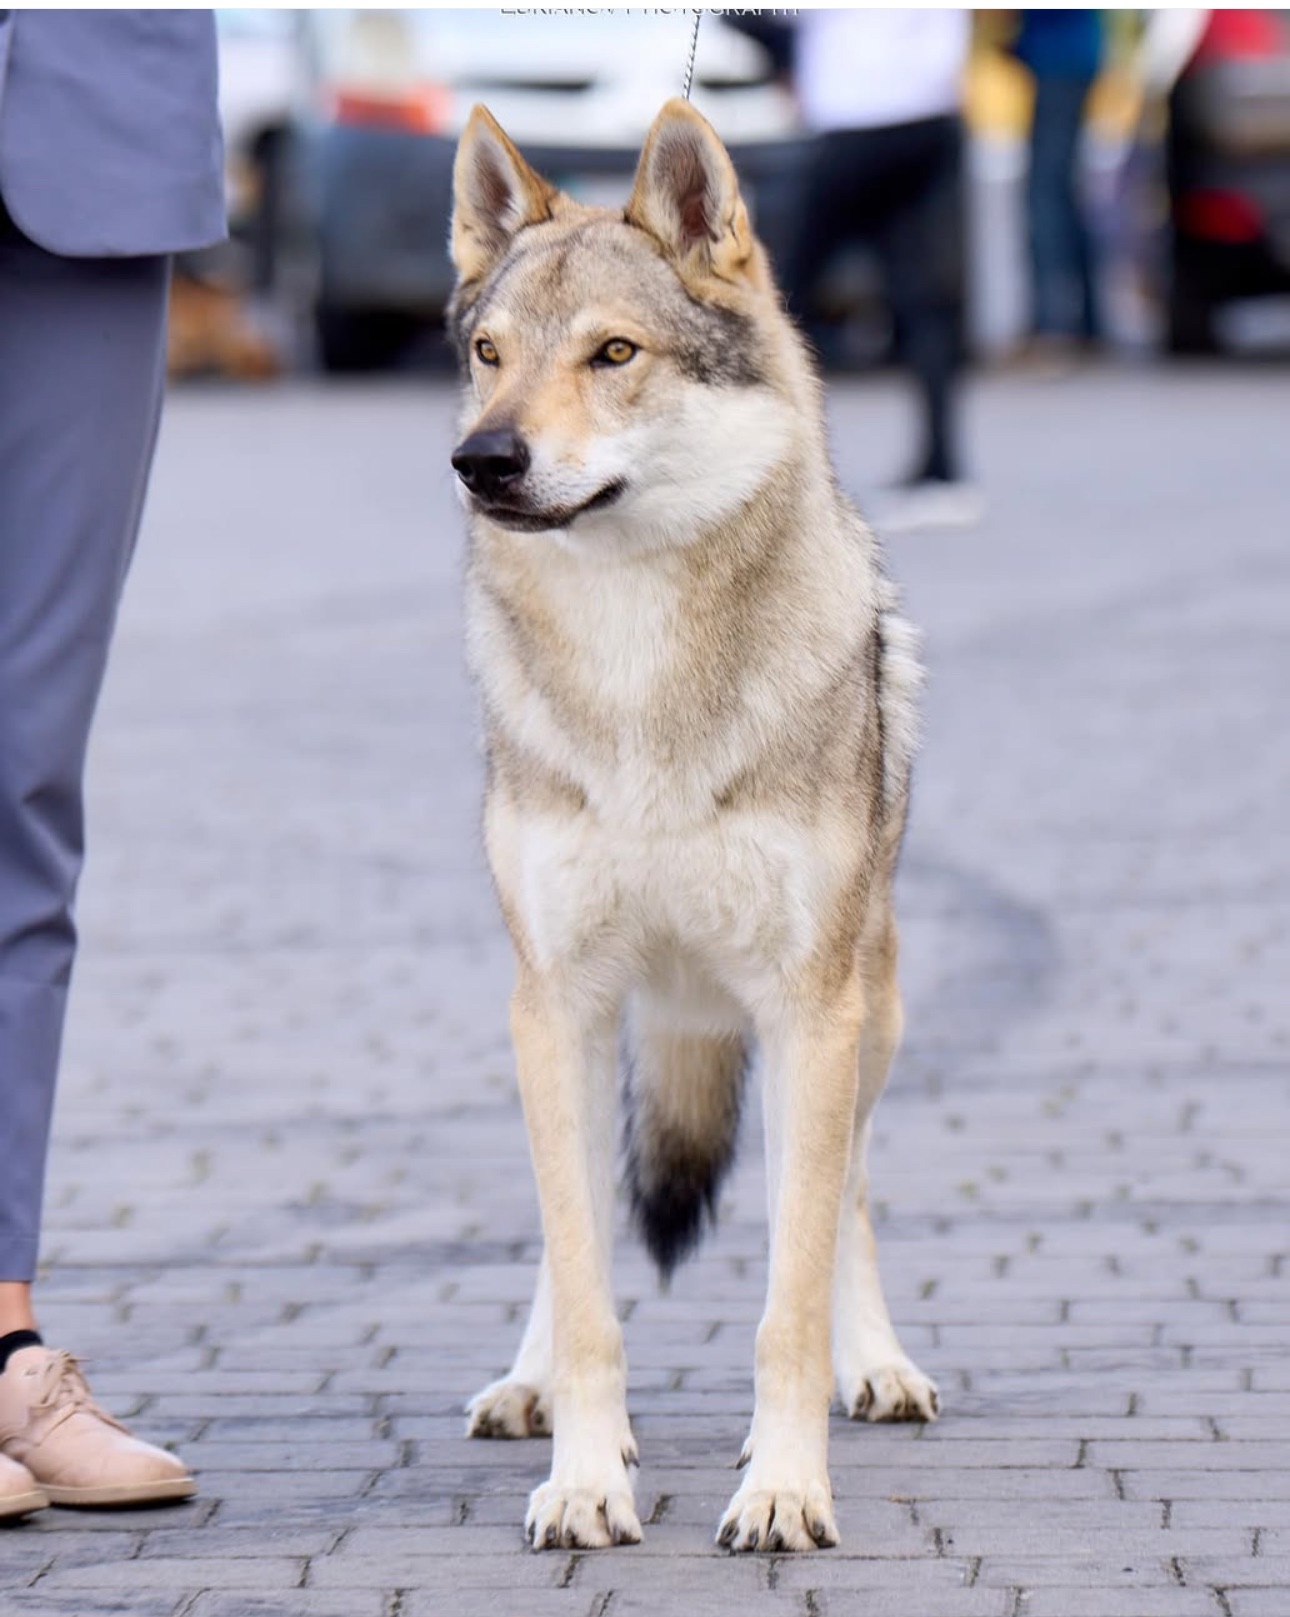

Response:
(719, 1480), (837, 1553)
(842, 1361), (940, 1424)
(467, 1378), (552, 1440)
(526, 1478), (642, 1550)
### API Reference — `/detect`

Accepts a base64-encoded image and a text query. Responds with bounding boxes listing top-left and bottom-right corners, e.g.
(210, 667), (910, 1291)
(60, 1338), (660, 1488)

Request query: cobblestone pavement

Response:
(5, 366), (1288, 1617)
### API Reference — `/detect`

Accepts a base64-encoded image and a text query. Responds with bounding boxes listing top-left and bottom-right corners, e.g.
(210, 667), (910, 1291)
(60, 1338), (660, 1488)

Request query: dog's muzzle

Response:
(451, 428), (530, 502)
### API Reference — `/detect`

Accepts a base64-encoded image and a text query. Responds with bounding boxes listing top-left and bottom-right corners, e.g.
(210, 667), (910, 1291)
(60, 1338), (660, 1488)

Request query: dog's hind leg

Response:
(832, 915), (939, 1423)
(466, 1251), (553, 1439)
(507, 968), (641, 1550)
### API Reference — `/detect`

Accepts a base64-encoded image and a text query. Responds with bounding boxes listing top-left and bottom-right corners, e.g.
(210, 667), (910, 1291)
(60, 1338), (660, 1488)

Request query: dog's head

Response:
(448, 100), (807, 550)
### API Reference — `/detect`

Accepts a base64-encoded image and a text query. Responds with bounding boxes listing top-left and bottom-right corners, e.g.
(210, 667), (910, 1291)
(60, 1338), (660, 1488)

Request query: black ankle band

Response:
(0, 1329), (43, 1373)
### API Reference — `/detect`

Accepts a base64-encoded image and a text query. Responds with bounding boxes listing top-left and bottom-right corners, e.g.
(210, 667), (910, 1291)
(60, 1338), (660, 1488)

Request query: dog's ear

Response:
(625, 98), (759, 287)
(451, 105), (557, 283)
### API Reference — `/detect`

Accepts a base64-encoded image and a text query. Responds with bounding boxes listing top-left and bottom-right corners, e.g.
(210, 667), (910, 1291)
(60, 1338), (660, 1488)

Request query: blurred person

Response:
(1138, 8), (1212, 114)
(0, 11), (224, 1516)
(777, 8), (981, 533)
(1103, 10), (1210, 349)
(1008, 9), (1106, 367)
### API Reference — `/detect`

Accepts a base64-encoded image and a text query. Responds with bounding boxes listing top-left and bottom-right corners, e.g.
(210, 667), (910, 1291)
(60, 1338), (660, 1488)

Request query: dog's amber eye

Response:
(475, 338), (499, 366)
(594, 338), (637, 367)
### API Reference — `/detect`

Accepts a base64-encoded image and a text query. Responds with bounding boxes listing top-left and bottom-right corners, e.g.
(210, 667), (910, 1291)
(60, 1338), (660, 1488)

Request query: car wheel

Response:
(1166, 248), (1220, 356)
(1167, 289), (1220, 355)
(315, 306), (421, 374)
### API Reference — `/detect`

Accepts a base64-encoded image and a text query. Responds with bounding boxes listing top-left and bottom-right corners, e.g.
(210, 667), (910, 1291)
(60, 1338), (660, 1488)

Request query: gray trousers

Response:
(0, 197), (170, 1281)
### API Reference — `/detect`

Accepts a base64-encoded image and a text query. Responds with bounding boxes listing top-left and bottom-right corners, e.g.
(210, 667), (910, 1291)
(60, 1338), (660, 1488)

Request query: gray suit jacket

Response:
(0, 8), (225, 256)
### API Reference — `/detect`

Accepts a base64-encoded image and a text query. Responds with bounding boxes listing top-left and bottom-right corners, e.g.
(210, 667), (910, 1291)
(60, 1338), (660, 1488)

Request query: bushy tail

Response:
(874, 582), (924, 814)
(622, 1028), (748, 1280)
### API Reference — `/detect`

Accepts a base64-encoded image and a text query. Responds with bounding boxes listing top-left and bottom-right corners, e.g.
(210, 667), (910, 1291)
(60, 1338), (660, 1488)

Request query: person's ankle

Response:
(0, 1329), (44, 1374)
(0, 1283), (38, 1341)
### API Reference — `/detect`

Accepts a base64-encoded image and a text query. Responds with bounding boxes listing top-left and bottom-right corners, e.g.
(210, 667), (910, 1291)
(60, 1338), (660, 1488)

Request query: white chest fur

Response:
(469, 511), (876, 1006)
(491, 798), (847, 1018)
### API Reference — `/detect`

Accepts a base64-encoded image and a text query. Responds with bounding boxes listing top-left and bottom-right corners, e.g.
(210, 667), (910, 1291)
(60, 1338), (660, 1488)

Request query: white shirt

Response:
(794, 9), (971, 133)
(1139, 8), (1211, 97)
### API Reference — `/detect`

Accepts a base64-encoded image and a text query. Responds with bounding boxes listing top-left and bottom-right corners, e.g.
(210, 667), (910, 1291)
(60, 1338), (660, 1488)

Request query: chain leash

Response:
(681, 9), (702, 101)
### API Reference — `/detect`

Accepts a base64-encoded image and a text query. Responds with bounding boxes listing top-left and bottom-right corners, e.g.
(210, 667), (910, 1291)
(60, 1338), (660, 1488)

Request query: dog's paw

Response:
(466, 1378), (552, 1440)
(838, 1359), (940, 1423)
(717, 1477), (838, 1553)
(526, 1479), (642, 1550)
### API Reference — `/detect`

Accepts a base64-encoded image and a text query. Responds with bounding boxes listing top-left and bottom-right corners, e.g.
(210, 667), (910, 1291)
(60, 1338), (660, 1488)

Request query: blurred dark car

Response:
(298, 9), (806, 371)
(215, 10), (312, 292)
(1167, 9), (1290, 352)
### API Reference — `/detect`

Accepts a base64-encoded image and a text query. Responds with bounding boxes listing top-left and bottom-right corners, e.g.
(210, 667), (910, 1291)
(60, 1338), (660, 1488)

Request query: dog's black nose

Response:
(451, 429), (530, 498)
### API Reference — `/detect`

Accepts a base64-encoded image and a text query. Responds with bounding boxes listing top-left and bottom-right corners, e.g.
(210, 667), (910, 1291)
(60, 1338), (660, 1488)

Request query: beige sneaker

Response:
(0, 1451), (48, 1519)
(0, 1347), (195, 1507)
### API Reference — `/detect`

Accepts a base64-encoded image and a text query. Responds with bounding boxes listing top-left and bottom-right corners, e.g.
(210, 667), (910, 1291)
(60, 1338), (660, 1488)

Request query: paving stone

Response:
(609, 1600), (806, 1617)
(29, 1559), (306, 1593)
(940, 1529), (1249, 1561)
(1121, 1473), (1290, 1501)
(568, 1553), (773, 1596)
(136, 1527), (341, 1560)
(186, 1599), (388, 1617)
(400, 1596), (599, 1617)
(773, 1553), (975, 1591)
(979, 1556), (1190, 1588)
(1227, 1594), (1290, 1617)
(1180, 1558), (1290, 1588)
(1166, 1501), (1278, 1532)
(8, 1600), (184, 1617)
(305, 1553), (575, 1592)
(1012, 1594), (1223, 1617)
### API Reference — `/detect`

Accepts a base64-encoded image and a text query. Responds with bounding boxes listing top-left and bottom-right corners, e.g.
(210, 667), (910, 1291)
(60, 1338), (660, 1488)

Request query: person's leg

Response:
(1069, 81), (1100, 343)
(0, 199), (167, 1311)
(0, 200), (194, 1508)
(1027, 75), (1096, 339)
(778, 129), (876, 356)
(878, 116), (967, 486)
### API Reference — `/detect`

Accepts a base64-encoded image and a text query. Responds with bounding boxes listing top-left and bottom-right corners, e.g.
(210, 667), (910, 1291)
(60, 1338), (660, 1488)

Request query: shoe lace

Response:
(28, 1351), (128, 1436)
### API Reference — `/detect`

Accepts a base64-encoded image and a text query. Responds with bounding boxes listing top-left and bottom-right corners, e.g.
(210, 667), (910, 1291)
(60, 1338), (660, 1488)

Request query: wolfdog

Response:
(448, 99), (938, 1554)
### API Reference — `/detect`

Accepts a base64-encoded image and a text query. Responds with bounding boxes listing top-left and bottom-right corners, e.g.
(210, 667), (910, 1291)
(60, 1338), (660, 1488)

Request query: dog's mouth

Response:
(473, 479), (627, 533)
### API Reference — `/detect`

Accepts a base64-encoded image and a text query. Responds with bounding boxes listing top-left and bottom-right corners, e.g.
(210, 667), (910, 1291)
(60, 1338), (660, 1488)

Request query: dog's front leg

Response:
(510, 969), (641, 1550)
(719, 979), (864, 1552)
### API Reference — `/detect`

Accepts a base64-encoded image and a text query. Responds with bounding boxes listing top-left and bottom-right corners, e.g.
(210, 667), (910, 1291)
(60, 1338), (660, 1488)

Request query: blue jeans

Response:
(1027, 75), (1098, 339)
